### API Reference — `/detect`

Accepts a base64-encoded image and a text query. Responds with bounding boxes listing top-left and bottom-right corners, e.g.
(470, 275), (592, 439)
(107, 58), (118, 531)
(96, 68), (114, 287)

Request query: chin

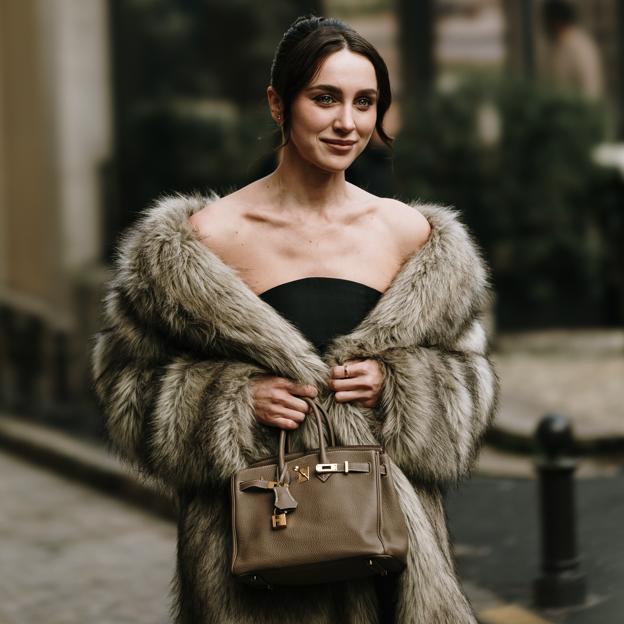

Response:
(312, 150), (360, 173)
(317, 160), (354, 174)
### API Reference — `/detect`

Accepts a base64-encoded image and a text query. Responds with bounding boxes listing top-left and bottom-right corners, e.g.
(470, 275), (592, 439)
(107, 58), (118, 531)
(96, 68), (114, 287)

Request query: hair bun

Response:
(291, 14), (322, 27)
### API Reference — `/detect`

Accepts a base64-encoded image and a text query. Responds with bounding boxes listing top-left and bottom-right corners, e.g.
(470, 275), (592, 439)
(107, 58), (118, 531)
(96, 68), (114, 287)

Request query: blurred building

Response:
(0, 0), (113, 434)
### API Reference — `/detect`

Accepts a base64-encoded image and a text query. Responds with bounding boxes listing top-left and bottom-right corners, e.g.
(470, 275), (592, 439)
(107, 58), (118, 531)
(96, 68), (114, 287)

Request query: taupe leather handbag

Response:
(230, 397), (409, 588)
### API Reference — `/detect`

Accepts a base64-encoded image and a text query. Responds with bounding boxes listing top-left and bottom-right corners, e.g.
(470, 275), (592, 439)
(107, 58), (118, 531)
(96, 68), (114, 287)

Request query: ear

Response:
(266, 85), (283, 124)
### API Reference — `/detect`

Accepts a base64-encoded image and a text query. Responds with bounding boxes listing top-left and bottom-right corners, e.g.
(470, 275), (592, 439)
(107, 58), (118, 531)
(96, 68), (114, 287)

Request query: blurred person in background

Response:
(92, 14), (497, 624)
(541, 0), (605, 100)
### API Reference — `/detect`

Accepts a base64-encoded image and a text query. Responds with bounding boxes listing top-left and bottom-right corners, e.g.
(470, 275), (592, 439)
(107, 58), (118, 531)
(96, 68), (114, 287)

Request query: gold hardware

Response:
(344, 461), (349, 474)
(316, 463), (338, 473)
(271, 511), (287, 529)
(293, 465), (310, 482)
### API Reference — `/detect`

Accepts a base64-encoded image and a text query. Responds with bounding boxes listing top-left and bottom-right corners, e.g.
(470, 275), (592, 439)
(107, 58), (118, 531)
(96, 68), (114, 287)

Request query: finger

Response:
(260, 405), (305, 426)
(271, 390), (309, 411)
(343, 359), (364, 367)
(289, 382), (318, 397)
(275, 377), (313, 393)
(333, 390), (367, 403)
(274, 376), (295, 386)
(330, 364), (354, 379)
(273, 405), (307, 423)
(329, 377), (368, 392)
(265, 416), (300, 430)
(278, 397), (310, 422)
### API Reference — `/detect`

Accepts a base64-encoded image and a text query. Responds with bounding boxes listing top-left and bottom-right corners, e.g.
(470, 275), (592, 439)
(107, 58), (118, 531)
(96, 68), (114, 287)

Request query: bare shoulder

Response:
(187, 189), (250, 253)
(378, 197), (432, 257)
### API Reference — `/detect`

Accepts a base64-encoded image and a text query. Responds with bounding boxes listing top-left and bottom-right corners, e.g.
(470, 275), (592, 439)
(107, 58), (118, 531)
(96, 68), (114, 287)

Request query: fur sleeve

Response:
(91, 325), (274, 490)
(372, 316), (500, 488)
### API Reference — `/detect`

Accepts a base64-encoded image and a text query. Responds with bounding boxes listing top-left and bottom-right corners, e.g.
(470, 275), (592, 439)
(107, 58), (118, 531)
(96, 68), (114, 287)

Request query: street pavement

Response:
(2, 445), (622, 624)
(0, 451), (176, 624)
(447, 470), (624, 624)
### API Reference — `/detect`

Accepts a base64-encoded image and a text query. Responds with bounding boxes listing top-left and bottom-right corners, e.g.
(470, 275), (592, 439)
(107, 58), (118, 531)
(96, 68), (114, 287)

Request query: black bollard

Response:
(533, 413), (587, 608)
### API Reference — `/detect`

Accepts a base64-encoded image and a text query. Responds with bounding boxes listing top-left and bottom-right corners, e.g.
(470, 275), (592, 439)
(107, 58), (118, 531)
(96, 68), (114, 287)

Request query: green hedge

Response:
(394, 79), (621, 330)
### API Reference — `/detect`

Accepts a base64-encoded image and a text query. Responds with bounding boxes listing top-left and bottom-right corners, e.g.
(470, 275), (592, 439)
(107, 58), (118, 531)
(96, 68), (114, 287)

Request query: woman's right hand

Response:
(250, 376), (318, 430)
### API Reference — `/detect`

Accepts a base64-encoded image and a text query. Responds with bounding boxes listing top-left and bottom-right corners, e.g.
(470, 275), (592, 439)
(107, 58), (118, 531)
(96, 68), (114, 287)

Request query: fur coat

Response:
(90, 191), (500, 623)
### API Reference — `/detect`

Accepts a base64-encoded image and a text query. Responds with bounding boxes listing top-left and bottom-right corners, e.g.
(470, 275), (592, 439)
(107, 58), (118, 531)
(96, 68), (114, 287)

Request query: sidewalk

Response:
(489, 329), (624, 455)
(0, 450), (175, 624)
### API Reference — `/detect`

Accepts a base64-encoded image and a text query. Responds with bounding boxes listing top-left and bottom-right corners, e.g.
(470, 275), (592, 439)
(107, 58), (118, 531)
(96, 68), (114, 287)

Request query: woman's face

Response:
(287, 48), (378, 172)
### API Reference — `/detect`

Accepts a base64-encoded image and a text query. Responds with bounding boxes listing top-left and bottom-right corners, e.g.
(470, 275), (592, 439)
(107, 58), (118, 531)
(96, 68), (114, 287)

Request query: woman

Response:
(91, 15), (499, 624)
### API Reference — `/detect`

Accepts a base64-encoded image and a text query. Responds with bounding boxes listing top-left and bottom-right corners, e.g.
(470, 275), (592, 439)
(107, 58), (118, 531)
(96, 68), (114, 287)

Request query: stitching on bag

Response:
(375, 452), (385, 554)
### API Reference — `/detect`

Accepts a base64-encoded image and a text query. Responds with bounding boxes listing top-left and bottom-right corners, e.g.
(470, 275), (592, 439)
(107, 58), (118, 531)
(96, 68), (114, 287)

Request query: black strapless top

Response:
(258, 277), (383, 354)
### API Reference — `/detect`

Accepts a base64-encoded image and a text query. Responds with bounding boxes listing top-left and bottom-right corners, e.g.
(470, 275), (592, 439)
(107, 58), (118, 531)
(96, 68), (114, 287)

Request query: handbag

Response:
(230, 396), (409, 588)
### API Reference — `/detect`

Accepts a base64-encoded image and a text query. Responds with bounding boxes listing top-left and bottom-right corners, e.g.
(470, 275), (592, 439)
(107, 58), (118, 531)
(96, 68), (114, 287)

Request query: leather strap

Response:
(239, 479), (280, 491)
(240, 462), (381, 492)
(314, 461), (371, 474)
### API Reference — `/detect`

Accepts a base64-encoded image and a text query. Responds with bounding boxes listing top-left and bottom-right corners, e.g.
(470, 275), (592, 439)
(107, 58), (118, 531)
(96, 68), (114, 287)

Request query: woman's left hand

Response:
(328, 358), (385, 408)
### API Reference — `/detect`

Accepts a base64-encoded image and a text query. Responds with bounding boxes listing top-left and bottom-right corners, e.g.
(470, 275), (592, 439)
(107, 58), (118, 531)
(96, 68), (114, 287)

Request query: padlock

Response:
(271, 510), (287, 529)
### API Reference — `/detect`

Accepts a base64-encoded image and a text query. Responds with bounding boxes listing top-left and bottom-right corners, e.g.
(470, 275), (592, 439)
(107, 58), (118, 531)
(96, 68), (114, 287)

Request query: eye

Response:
(356, 96), (374, 108)
(314, 94), (335, 105)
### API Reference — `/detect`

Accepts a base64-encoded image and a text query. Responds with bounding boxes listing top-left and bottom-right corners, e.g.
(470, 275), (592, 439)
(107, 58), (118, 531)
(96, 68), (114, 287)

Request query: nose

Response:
(333, 104), (356, 134)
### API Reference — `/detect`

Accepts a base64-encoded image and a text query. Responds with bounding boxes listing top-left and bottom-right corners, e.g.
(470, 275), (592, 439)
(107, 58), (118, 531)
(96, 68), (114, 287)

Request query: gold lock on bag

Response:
(230, 397), (409, 588)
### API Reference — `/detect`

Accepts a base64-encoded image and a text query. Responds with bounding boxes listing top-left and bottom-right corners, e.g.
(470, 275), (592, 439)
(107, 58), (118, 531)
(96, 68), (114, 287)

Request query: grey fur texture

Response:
(91, 191), (500, 623)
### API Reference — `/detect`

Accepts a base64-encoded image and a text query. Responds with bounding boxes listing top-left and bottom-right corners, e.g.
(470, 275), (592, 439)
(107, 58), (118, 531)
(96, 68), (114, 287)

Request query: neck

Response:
(261, 143), (352, 217)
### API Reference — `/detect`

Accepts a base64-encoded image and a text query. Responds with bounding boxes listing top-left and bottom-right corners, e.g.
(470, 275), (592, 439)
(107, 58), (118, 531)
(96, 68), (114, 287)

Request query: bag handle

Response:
(277, 398), (335, 484)
(284, 396), (336, 455)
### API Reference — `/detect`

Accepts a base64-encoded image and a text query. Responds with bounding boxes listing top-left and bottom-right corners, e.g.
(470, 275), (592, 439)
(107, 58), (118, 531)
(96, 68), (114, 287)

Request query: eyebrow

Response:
(305, 84), (378, 96)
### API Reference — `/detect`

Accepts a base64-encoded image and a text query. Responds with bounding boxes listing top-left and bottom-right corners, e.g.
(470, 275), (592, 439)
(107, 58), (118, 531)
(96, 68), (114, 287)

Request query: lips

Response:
(321, 139), (356, 153)
(321, 139), (356, 146)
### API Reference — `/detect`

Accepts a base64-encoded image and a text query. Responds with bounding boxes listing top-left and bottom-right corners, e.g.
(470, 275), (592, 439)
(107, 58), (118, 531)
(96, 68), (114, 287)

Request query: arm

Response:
(91, 324), (273, 491)
(372, 316), (499, 489)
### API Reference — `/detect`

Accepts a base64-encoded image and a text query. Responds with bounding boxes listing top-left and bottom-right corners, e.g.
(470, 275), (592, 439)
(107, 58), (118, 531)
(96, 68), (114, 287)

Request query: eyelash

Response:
(314, 94), (374, 107)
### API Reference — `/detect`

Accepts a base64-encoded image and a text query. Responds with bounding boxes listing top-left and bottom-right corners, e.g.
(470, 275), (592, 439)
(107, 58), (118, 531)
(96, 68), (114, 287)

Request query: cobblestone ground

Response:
(0, 451), (176, 624)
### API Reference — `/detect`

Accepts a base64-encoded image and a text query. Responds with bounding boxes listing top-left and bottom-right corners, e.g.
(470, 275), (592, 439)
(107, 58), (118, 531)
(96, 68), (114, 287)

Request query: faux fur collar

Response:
(109, 191), (491, 386)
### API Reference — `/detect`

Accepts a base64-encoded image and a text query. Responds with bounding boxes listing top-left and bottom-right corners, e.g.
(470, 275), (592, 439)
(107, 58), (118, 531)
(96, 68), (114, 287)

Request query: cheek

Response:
(359, 110), (377, 136)
(291, 104), (330, 134)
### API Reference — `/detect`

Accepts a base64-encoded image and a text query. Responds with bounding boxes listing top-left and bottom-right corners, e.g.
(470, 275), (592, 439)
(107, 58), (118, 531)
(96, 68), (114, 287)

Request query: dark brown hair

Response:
(542, 0), (578, 39)
(269, 14), (394, 152)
